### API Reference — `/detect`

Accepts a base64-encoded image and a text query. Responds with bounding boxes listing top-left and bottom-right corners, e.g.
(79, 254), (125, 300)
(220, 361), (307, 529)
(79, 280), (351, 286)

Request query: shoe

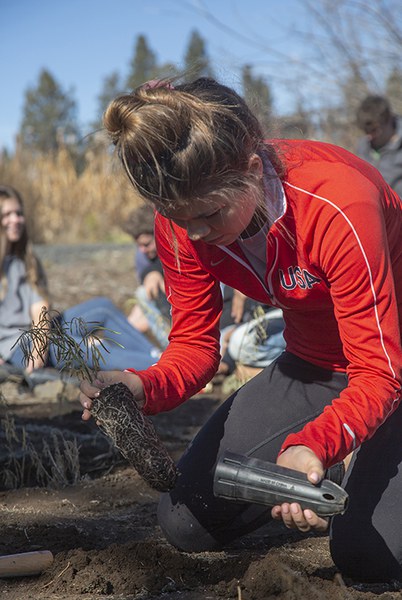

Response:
(221, 365), (263, 396)
(0, 363), (26, 385)
(221, 373), (246, 396)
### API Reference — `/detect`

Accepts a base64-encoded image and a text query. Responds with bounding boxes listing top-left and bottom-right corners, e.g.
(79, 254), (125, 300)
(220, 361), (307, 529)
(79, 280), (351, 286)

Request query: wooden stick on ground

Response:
(0, 550), (54, 578)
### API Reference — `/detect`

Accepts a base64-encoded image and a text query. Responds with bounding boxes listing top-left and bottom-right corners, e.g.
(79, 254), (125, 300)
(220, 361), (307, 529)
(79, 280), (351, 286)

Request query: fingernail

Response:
(310, 472), (319, 484)
(83, 402), (89, 409)
(305, 510), (313, 519)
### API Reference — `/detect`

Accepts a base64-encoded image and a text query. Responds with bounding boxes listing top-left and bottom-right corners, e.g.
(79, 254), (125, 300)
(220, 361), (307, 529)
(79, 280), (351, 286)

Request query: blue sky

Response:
(1, 0), (307, 151)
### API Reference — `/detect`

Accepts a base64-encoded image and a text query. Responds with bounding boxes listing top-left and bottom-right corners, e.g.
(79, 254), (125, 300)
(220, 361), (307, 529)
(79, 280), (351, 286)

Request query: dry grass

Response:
(0, 392), (81, 489)
(0, 140), (142, 244)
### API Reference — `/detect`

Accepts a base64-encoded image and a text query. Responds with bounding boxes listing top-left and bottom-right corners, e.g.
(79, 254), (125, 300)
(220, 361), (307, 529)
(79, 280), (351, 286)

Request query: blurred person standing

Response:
(356, 95), (402, 197)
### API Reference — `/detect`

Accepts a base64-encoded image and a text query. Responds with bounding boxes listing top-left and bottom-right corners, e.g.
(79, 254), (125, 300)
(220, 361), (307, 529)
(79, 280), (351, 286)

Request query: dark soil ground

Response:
(0, 244), (401, 600)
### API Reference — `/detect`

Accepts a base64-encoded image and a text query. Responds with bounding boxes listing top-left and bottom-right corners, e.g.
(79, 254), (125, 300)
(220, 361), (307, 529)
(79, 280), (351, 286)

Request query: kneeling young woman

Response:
(80, 78), (402, 583)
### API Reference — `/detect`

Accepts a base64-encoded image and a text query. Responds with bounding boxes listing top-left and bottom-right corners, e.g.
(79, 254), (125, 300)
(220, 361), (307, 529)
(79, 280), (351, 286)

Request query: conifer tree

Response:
(20, 69), (78, 154)
(92, 71), (123, 131)
(126, 35), (158, 90)
(242, 65), (273, 135)
(183, 30), (213, 81)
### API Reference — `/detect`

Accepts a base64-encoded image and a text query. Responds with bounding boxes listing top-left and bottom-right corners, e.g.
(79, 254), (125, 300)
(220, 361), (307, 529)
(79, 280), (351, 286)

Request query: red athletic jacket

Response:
(129, 140), (402, 468)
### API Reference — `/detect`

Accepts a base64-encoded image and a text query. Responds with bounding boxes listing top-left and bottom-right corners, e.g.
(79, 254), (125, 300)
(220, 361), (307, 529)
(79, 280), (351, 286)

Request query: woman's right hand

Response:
(79, 370), (145, 421)
(271, 445), (328, 533)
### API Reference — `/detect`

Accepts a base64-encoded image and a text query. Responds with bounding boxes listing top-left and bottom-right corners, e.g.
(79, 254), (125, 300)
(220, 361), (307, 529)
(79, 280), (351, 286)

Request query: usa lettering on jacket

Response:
(279, 266), (321, 290)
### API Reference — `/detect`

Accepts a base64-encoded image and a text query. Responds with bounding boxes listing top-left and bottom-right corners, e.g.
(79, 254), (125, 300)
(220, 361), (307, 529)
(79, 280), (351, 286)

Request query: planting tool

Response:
(0, 550), (54, 578)
(214, 451), (349, 517)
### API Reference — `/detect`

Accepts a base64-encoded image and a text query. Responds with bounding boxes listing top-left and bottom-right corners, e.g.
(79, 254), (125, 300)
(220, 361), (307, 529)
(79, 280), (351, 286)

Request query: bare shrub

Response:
(0, 393), (81, 489)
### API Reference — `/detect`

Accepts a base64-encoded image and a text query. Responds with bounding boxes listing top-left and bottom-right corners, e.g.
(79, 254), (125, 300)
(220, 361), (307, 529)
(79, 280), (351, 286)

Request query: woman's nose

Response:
(186, 220), (211, 241)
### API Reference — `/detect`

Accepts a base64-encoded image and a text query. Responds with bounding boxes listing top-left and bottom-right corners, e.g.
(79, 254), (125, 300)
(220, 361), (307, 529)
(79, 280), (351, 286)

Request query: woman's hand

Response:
(79, 371), (145, 421)
(271, 445), (329, 533)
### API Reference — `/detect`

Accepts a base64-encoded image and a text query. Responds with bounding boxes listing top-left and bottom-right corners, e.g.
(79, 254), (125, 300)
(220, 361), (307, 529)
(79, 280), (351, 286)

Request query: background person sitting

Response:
(0, 185), (161, 378)
(122, 204), (171, 350)
(217, 285), (285, 393)
(220, 306), (285, 394)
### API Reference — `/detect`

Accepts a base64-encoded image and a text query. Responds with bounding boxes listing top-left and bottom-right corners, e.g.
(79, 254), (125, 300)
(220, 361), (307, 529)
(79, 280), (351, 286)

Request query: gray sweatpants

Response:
(157, 352), (402, 582)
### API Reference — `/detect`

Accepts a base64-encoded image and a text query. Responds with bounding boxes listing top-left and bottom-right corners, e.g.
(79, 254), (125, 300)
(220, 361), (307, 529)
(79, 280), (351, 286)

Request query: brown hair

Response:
(0, 185), (48, 301)
(122, 203), (155, 239)
(103, 77), (283, 209)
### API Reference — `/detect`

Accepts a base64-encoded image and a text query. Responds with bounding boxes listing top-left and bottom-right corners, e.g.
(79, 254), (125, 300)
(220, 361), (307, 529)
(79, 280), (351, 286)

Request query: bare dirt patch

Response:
(0, 244), (400, 600)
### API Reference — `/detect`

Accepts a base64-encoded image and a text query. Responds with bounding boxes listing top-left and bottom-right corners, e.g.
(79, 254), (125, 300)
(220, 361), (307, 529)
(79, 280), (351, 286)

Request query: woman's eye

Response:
(206, 209), (221, 219)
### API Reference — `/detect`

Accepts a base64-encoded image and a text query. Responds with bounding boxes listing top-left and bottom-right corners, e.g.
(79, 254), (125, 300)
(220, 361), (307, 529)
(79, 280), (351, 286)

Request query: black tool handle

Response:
(213, 451), (348, 517)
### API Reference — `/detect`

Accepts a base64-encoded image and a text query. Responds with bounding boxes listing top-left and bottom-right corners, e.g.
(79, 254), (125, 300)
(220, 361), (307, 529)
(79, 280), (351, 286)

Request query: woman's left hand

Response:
(79, 370), (145, 421)
(271, 445), (329, 533)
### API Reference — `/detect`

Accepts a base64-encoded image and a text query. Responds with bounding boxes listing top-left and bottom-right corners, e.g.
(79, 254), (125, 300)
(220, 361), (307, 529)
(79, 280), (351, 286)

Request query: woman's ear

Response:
(248, 153), (263, 179)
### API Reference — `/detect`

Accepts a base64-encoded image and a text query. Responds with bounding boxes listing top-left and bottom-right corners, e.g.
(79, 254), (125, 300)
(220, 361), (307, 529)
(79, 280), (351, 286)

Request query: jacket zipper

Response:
(218, 243), (287, 309)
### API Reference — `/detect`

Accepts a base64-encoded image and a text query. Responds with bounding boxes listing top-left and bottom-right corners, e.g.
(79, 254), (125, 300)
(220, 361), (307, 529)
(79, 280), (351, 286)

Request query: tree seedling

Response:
(16, 308), (178, 491)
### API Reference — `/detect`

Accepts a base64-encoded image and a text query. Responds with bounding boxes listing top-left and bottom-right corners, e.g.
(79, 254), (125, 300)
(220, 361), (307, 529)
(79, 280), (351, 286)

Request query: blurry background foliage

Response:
(1, 0), (402, 244)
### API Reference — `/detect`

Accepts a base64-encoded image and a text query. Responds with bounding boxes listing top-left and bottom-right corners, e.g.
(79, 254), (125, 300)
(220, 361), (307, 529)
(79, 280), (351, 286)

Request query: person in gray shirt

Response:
(0, 185), (161, 375)
(356, 95), (402, 198)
